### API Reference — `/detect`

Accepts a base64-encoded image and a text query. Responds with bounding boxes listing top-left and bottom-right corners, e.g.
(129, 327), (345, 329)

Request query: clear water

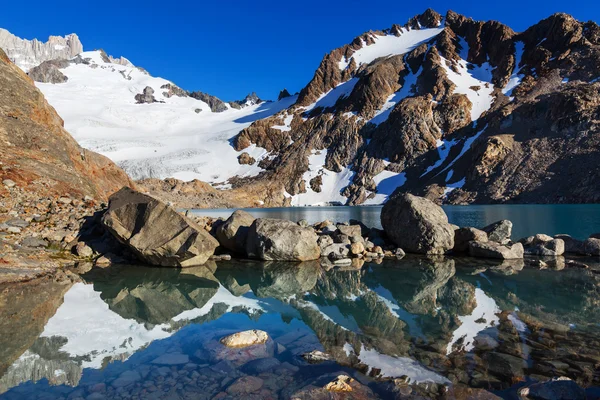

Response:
(191, 204), (600, 240)
(1, 257), (599, 399)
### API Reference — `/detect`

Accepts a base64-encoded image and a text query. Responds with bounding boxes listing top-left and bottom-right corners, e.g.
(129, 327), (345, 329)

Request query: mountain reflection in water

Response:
(0, 257), (599, 399)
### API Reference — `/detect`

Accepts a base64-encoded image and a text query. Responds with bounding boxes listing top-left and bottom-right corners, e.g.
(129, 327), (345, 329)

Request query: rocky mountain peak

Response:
(0, 29), (83, 71)
(229, 92), (263, 109)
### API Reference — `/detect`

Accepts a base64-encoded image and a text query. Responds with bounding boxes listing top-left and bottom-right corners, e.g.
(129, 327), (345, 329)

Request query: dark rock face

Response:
(189, 91), (228, 112)
(102, 187), (219, 267)
(381, 193), (454, 254)
(278, 88), (291, 100)
(245, 218), (320, 261)
(134, 86), (157, 104)
(27, 59), (70, 83)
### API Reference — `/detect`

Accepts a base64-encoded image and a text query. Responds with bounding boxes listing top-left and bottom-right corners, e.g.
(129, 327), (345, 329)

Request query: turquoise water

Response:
(1, 259), (599, 399)
(191, 204), (600, 240)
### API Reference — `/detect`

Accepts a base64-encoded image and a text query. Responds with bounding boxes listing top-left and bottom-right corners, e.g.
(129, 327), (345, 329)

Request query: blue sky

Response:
(1, 0), (598, 101)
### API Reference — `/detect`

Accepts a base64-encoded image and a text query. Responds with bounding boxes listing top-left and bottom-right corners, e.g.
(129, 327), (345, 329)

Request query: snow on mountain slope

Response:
(338, 26), (444, 71)
(35, 50), (297, 184)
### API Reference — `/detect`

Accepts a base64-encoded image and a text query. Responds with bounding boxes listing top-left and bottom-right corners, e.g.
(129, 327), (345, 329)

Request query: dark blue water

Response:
(191, 204), (600, 240)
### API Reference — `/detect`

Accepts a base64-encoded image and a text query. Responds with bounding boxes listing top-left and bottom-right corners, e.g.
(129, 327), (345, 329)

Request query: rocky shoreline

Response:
(2, 184), (598, 285)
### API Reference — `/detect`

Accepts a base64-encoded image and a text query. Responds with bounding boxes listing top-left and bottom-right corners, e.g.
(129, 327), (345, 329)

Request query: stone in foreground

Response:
(102, 187), (219, 267)
(469, 241), (524, 259)
(220, 330), (269, 348)
(381, 193), (454, 255)
(246, 218), (320, 261)
(216, 210), (255, 255)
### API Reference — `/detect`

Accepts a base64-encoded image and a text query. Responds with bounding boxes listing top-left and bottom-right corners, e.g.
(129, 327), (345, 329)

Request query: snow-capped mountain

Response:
(27, 49), (296, 184)
(2, 9), (600, 207)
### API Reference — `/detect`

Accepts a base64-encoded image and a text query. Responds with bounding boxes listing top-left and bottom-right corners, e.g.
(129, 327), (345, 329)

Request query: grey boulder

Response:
(469, 241), (524, 259)
(482, 220), (512, 243)
(521, 234), (565, 256)
(102, 187), (219, 267)
(246, 218), (320, 261)
(381, 193), (454, 255)
(216, 210), (255, 255)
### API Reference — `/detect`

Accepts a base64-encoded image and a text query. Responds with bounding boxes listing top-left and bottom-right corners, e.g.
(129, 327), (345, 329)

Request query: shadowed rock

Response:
(102, 187), (219, 267)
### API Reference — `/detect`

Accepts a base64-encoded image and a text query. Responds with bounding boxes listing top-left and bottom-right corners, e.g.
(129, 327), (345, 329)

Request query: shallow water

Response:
(191, 204), (600, 240)
(0, 258), (599, 399)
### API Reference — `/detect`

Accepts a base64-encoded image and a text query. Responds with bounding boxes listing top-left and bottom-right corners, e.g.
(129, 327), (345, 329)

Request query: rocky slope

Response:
(231, 9), (600, 205)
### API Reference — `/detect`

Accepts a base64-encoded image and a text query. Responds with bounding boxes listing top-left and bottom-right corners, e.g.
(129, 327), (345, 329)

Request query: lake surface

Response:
(1, 258), (599, 399)
(191, 204), (600, 240)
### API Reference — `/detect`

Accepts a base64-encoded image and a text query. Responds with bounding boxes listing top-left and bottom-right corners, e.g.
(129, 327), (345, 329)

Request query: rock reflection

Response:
(1, 256), (599, 397)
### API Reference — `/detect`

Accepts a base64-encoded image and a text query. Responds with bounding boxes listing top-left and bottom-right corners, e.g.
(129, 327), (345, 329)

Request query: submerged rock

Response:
(102, 187), (219, 267)
(381, 193), (454, 254)
(246, 218), (320, 261)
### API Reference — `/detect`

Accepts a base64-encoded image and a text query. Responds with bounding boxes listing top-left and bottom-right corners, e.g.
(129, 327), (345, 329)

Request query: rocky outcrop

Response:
(229, 92), (262, 109)
(381, 193), (454, 254)
(134, 86), (157, 104)
(521, 234), (565, 256)
(189, 91), (228, 112)
(245, 218), (320, 261)
(0, 47), (133, 202)
(160, 83), (187, 98)
(27, 59), (69, 83)
(0, 29), (83, 71)
(102, 187), (219, 266)
(278, 88), (291, 100)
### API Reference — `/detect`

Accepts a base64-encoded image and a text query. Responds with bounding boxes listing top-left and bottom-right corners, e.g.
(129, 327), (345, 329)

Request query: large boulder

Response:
(521, 234), (565, 256)
(583, 238), (600, 256)
(469, 241), (524, 259)
(245, 218), (320, 261)
(482, 220), (512, 243)
(380, 193), (454, 255)
(102, 187), (219, 267)
(216, 210), (255, 255)
(554, 234), (585, 254)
